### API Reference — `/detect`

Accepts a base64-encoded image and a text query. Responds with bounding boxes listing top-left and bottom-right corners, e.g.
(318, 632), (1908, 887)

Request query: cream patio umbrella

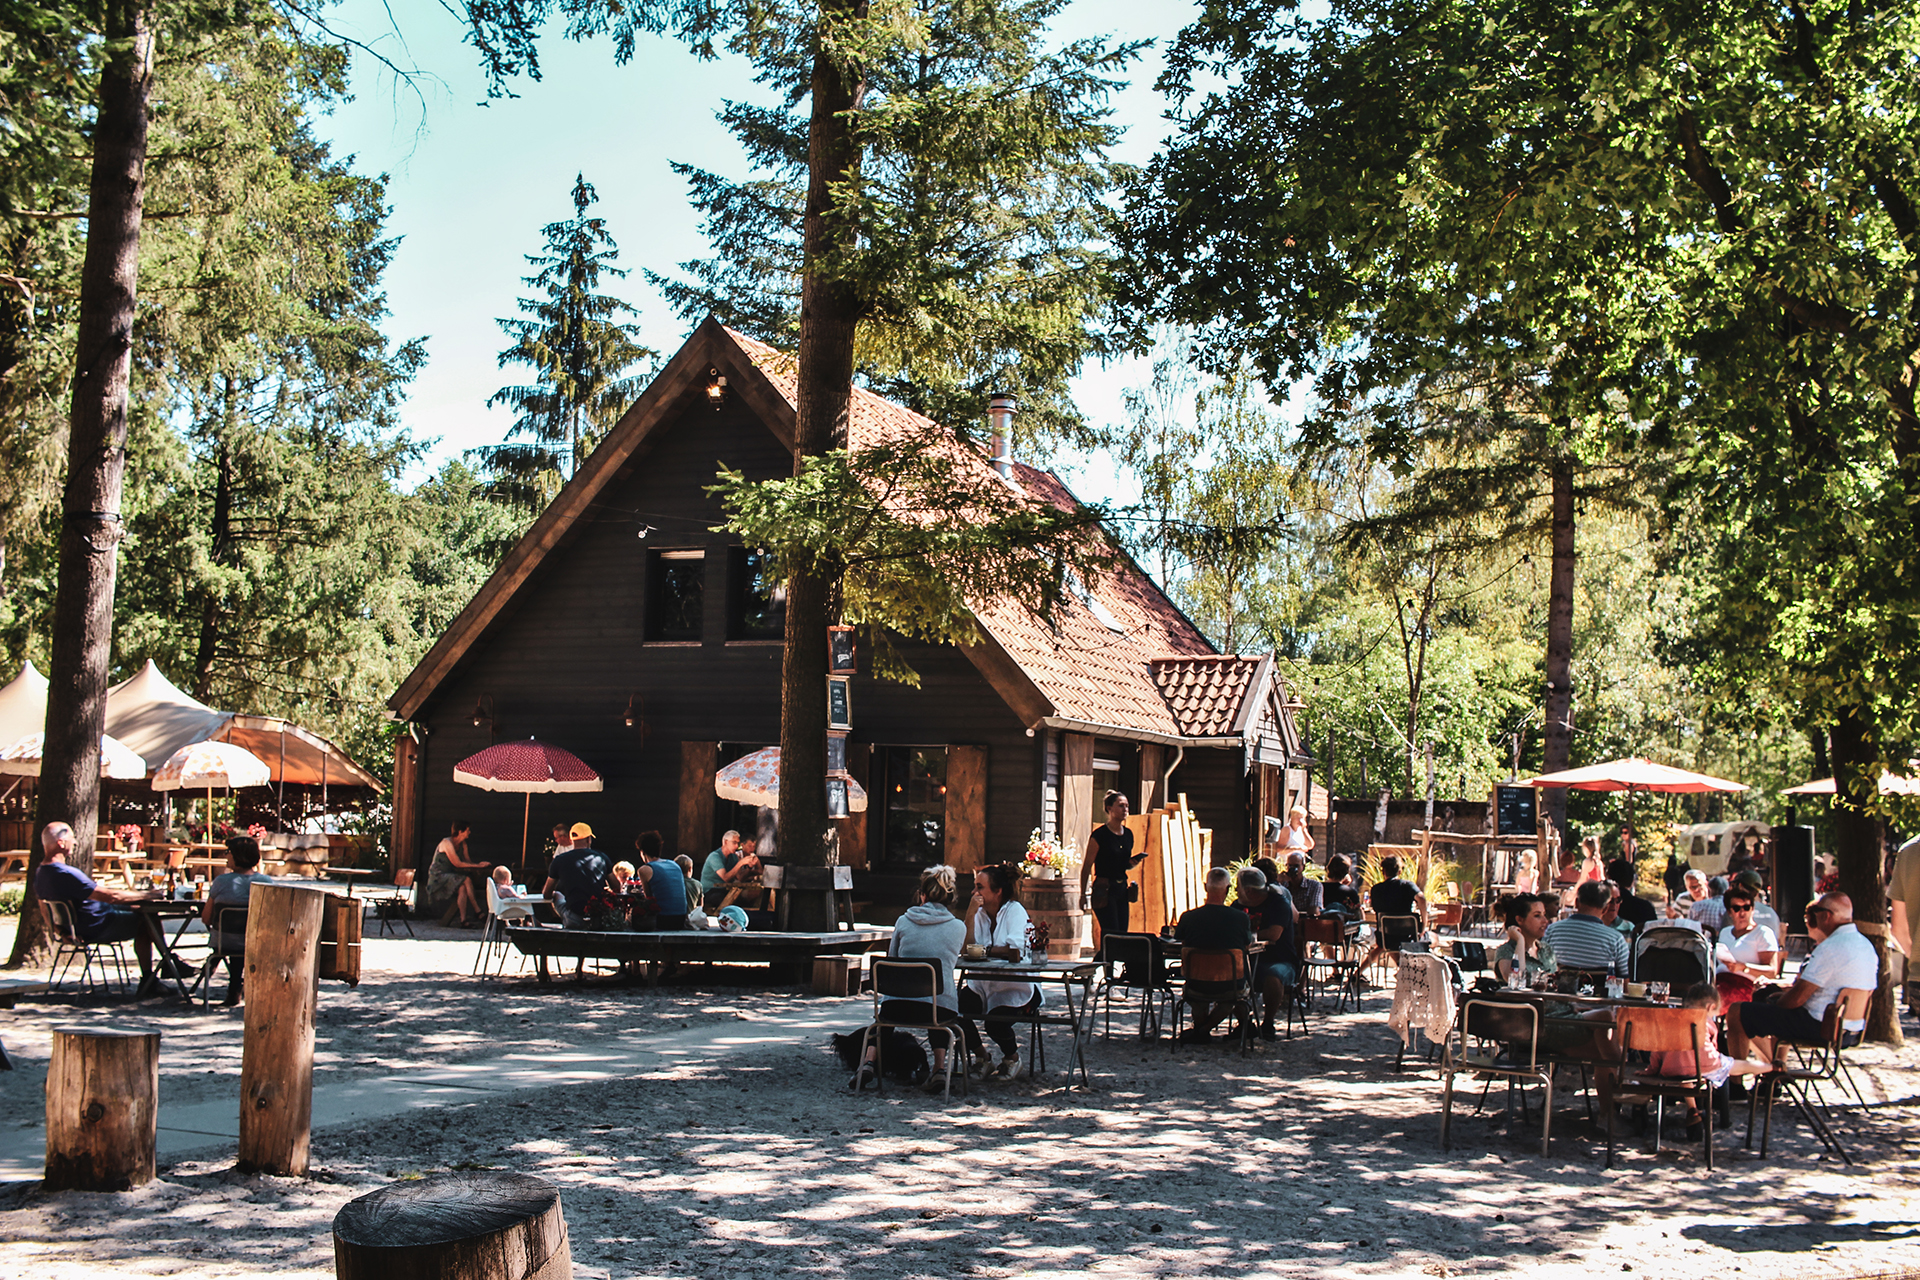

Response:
(151, 739), (273, 841)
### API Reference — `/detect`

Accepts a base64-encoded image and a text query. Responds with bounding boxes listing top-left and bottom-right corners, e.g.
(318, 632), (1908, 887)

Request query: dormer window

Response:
(1065, 569), (1126, 634)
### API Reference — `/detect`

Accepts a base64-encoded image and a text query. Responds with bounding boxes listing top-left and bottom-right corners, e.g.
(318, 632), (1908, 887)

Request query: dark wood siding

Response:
(1168, 749), (1249, 867)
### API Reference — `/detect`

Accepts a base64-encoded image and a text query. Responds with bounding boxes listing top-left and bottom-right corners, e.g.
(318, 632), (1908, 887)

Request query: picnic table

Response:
(507, 924), (886, 985)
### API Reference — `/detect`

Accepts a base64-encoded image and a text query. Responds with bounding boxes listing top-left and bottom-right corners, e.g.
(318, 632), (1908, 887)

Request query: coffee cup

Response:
(961, 944), (987, 960)
(1624, 982), (1647, 999)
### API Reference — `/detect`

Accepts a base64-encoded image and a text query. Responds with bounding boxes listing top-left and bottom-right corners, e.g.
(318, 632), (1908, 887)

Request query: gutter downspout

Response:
(1161, 743), (1186, 798)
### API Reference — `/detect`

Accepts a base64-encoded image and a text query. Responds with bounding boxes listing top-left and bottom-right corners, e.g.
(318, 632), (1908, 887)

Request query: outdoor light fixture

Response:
(705, 368), (728, 409)
(470, 694), (495, 728)
(623, 693), (643, 727)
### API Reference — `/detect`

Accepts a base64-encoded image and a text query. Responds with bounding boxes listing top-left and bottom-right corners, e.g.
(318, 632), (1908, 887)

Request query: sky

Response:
(309, 0), (1208, 497)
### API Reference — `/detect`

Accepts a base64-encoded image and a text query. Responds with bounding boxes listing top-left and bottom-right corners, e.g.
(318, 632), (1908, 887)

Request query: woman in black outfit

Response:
(1082, 790), (1145, 946)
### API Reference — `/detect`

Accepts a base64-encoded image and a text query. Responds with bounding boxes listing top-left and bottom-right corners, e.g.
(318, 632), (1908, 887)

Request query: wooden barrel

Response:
(1021, 877), (1087, 960)
(334, 1171), (572, 1280)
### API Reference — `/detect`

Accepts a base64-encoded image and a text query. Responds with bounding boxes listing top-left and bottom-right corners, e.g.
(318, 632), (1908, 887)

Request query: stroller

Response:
(1632, 925), (1713, 990)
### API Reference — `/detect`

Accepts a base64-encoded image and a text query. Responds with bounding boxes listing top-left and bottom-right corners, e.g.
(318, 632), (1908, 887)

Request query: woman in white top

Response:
(1278, 804), (1314, 855)
(961, 863), (1044, 1079)
(1715, 887), (1782, 979)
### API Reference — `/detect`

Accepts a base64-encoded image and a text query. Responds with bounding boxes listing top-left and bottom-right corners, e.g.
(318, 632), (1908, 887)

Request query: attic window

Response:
(1065, 569), (1126, 634)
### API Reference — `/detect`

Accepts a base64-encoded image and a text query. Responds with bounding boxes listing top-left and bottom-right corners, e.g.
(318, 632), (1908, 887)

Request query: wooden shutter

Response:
(945, 745), (988, 872)
(1060, 732), (1095, 872)
(678, 741), (718, 859)
(837, 742), (870, 869)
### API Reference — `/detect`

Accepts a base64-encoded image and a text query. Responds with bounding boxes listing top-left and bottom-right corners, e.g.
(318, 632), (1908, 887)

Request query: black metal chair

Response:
(1440, 997), (1556, 1156)
(1098, 933), (1172, 1039)
(1300, 916), (1362, 1013)
(188, 906), (248, 1007)
(859, 959), (970, 1098)
(41, 899), (131, 995)
(1168, 947), (1255, 1056)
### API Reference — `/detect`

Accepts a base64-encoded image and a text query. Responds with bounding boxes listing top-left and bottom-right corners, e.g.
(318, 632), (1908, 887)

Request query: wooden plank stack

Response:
(1129, 794), (1212, 935)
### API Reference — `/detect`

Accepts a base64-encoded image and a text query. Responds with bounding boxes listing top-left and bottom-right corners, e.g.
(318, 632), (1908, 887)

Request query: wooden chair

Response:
(1748, 987), (1873, 1164)
(860, 959), (969, 1098)
(1607, 1006), (1718, 1170)
(1441, 997), (1556, 1156)
(1433, 902), (1465, 930)
(1300, 916), (1360, 1012)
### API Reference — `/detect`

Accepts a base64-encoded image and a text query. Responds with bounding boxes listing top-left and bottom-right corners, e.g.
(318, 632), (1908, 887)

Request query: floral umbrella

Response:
(0, 731), (147, 780)
(151, 739), (273, 842)
(452, 739), (603, 868)
(715, 746), (867, 813)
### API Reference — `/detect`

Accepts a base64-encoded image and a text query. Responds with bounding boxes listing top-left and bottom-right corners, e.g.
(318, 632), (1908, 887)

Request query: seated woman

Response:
(961, 864), (1043, 1079)
(1492, 892), (1557, 985)
(1712, 886), (1781, 1007)
(428, 820), (491, 927)
(856, 864), (981, 1094)
(202, 836), (274, 1006)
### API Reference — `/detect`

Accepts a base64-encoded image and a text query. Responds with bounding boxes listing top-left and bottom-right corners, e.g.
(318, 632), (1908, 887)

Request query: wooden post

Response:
(319, 893), (363, 987)
(333, 1171), (573, 1280)
(44, 1025), (158, 1191)
(239, 882), (325, 1175)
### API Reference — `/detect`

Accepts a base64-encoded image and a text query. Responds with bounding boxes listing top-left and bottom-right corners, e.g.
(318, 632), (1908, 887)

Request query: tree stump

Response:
(44, 1025), (159, 1191)
(239, 882), (326, 1175)
(333, 1171), (572, 1280)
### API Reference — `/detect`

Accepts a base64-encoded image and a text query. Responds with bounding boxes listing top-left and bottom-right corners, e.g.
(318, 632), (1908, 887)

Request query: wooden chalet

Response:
(386, 320), (1312, 912)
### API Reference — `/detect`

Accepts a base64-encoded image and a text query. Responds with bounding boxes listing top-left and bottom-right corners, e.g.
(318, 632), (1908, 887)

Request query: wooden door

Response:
(678, 741), (718, 859)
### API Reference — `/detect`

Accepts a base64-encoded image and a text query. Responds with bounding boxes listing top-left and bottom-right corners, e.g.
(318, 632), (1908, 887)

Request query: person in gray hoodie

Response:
(856, 863), (980, 1092)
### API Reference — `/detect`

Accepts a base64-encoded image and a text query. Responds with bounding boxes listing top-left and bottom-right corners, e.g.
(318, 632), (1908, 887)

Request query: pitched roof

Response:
(389, 321), (1258, 746)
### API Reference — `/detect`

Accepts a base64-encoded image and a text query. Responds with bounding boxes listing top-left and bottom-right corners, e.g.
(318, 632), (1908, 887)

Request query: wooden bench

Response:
(506, 925), (887, 985)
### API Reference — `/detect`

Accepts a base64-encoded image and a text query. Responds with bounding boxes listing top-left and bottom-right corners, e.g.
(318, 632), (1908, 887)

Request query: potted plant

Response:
(1022, 829), (1067, 880)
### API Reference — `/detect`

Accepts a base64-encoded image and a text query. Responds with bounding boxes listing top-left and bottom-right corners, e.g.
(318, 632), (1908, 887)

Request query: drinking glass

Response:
(1605, 976), (1625, 1000)
(1648, 981), (1670, 1003)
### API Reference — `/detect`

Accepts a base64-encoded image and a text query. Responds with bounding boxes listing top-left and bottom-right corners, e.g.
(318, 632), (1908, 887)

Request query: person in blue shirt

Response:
(32, 820), (166, 994)
(633, 830), (691, 929)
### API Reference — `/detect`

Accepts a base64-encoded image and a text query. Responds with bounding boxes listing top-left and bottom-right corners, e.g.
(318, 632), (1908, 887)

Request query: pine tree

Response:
(471, 175), (655, 516)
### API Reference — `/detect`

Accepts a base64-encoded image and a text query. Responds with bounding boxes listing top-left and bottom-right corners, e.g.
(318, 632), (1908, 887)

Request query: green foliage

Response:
(711, 441), (1118, 682)
(471, 175), (656, 518)
(653, 0), (1141, 455)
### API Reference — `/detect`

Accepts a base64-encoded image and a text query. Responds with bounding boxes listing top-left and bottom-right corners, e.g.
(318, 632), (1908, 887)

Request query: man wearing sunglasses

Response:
(1728, 892), (1878, 1067)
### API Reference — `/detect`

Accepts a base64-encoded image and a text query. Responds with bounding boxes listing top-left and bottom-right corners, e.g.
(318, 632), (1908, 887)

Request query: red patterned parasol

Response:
(452, 739), (603, 868)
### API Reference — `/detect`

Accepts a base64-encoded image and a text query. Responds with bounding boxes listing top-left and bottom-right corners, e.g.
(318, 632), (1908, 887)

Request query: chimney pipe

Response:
(987, 393), (1016, 479)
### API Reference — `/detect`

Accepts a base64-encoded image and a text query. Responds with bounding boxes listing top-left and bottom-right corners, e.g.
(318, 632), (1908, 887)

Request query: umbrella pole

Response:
(520, 793), (530, 876)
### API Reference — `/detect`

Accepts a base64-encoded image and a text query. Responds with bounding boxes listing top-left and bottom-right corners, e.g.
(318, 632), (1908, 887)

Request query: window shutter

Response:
(945, 745), (988, 871)
(679, 741), (718, 859)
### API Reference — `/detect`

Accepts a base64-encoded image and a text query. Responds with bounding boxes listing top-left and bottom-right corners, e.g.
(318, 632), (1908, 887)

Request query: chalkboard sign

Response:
(825, 731), (847, 774)
(825, 776), (850, 819)
(1495, 785), (1536, 836)
(826, 676), (852, 730)
(828, 625), (857, 674)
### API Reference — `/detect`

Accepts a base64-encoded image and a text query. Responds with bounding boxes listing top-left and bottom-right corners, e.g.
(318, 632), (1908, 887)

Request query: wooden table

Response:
(131, 900), (208, 1001)
(955, 958), (1102, 1088)
(322, 866), (378, 896)
(0, 850), (30, 882)
(508, 925), (887, 985)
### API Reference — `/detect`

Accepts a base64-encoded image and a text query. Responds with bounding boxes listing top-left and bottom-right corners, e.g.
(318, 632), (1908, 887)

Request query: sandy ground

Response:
(2, 915), (1919, 1280)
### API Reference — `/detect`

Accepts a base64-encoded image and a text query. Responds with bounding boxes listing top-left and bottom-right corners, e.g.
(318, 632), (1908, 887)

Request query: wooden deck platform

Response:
(506, 925), (887, 984)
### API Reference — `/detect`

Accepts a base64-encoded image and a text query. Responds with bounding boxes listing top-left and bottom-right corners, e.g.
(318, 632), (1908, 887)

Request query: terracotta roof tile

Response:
(1149, 655), (1267, 737)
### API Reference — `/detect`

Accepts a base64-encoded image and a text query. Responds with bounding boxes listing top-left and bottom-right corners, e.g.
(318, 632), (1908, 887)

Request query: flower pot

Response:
(1028, 866), (1059, 880)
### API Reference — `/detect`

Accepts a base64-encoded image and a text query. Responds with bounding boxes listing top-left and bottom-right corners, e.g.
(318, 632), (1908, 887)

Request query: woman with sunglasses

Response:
(1712, 889), (1781, 1007)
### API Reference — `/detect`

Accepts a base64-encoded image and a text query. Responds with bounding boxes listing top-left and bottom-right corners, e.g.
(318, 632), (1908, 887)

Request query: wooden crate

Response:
(811, 954), (861, 997)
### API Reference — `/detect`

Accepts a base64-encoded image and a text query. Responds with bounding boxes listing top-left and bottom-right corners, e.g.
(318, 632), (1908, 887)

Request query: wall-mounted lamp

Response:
(623, 693), (643, 728)
(704, 368), (728, 410)
(471, 694), (495, 728)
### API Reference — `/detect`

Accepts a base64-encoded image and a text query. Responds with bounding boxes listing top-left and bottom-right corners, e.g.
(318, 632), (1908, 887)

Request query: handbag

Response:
(1128, 881), (1140, 903)
(1090, 878), (1111, 910)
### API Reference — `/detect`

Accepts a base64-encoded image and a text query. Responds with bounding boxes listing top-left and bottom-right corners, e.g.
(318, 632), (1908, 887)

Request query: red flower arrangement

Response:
(1025, 919), (1050, 956)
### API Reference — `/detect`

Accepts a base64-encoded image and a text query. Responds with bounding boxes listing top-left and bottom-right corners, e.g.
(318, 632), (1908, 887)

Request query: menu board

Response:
(1495, 785), (1536, 836)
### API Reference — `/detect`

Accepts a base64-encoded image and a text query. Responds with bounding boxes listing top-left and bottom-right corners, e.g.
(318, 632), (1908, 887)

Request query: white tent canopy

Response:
(0, 659), (382, 792)
(0, 662), (48, 747)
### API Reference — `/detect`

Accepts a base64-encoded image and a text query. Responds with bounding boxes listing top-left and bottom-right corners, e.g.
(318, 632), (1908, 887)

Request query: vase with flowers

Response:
(1023, 828), (1067, 880)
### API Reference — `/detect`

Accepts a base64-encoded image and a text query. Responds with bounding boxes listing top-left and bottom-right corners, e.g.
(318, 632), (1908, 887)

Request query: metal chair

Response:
(1168, 947), (1255, 1056)
(369, 869), (417, 938)
(40, 899), (131, 995)
(1300, 916), (1360, 1013)
(859, 959), (969, 1098)
(1374, 914), (1421, 982)
(1607, 1006), (1718, 1170)
(1747, 986), (1873, 1164)
(187, 906), (248, 1007)
(1440, 997), (1556, 1156)
(1097, 932), (1172, 1039)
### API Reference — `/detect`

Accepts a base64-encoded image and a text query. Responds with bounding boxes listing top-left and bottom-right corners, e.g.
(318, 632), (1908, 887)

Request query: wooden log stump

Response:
(44, 1025), (159, 1191)
(333, 1171), (572, 1280)
(239, 882), (326, 1175)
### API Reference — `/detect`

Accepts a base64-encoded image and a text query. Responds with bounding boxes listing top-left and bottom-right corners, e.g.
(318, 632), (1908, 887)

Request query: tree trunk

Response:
(1540, 452), (1576, 840)
(333, 1171), (572, 1280)
(191, 434), (233, 701)
(44, 1025), (159, 1191)
(1830, 709), (1902, 1045)
(777, 0), (868, 929)
(8, 0), (152, 970)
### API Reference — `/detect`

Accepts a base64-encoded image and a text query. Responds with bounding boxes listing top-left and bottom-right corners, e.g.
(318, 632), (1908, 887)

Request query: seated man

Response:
(1606, 857), (1659, 930)
(1689, 875), (1730, 933)
(1174, 866), (1254, 1042)
(1543, 878), (1631, 976)
(1280, 851), (1323, 920)
(1729, 892), (1878, 1068)
(543, 822), (611, 929)
(202, 836), (274, 1006)
(33, 820), (166, 994)
(1232, 867), (1298, 1041)
(1669, 868), (1710, 919)
(700, 829), (762, 911)
(1358, 855), (1425, 974)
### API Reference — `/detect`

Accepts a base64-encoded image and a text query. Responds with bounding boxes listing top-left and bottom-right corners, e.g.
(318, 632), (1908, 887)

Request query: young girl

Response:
(490, 865), (522, 899)
(1645, 983), (1768, 1134)
(1514, 850), (1539, 894)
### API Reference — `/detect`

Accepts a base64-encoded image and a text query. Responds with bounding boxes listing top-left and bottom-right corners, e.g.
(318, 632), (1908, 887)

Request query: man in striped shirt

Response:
(1544, 879), (1631, 976)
